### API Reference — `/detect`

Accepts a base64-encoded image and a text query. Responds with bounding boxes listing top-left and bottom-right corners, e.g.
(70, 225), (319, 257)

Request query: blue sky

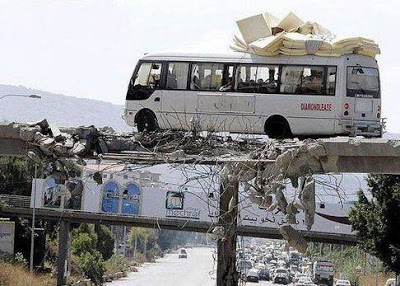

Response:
(0, 0), (399, 131)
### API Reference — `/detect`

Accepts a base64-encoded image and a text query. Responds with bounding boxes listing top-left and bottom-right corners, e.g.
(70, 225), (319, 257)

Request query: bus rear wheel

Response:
(136, 110), (158, 132)
(265, 116), (292, 139)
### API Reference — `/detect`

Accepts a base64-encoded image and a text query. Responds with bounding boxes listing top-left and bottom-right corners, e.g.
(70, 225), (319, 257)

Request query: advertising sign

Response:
(0, 221), (15, 256)
(239, 192), (353, 235)
(30, 176), (354, 237)
(141, 188), (219, 222)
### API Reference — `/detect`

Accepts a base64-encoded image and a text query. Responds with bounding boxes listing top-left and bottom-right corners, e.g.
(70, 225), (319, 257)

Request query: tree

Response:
(76, 251), (105, 285)
(71, 224), (105, 285)
(94, 225), (114, 260)
(128, 227), (159, 258)
(349, 174), (400, 275)
(0, 157), (40, 196)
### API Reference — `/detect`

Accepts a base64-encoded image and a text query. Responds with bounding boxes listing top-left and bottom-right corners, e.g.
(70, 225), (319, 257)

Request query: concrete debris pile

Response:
(4, 120), (139, 159)
(231, 12), (380, 58)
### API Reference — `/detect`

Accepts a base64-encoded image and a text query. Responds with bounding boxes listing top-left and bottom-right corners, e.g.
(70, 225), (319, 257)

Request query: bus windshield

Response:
(127, 62), (162, 100)
(347, 66), (380, 98)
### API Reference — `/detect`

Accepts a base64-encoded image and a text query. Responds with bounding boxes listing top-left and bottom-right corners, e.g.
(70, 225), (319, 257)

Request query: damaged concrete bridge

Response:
(1, 120), (400, 286)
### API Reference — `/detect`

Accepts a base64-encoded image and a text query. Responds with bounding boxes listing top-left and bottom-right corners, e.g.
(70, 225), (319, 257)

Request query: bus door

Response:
(191, 63), (254, 132)
(161, 62), (190, 130)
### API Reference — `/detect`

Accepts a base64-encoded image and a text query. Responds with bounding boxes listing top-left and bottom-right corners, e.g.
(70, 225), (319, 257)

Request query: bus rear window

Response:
(347, 67), (380, 98)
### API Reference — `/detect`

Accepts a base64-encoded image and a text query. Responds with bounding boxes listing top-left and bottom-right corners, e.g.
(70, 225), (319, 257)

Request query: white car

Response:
(294, 273), (308, 282)
(295, 277), (317, 286)
(335, 279), (351, 286)
(385, 278), (396, 286)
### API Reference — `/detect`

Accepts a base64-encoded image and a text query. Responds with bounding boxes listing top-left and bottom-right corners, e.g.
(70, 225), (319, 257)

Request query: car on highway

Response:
(335, 279), (351, 286)
(385, 278), (396, 286)
(294, 273), (309, 283)
(274, 268), (292, 282)
(178, 248), (187, 259)
(257, 268), (270, 281)
(294, 276), (317, 286)
(274, 273), (289, 285)
(246, 268), (260, 282)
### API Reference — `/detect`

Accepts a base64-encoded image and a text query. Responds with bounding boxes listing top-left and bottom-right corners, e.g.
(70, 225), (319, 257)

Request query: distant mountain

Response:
(0, 84), (131, 132)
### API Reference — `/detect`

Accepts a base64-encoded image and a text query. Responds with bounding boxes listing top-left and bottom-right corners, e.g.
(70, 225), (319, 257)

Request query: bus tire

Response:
(265, 116), (292, 139)
(135, 109), (158, 132)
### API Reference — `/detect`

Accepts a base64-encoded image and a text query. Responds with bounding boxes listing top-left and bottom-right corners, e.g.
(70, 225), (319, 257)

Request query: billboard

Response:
(30, 177), (354, 236)
(141, 188), (219, 222)
(239, 193), (353, 235)
(0, 221), (15, 256)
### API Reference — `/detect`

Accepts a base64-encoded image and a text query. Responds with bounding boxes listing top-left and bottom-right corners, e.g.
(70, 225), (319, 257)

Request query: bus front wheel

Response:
(265, 116), (292, 139)
(136, 110), (158, 132)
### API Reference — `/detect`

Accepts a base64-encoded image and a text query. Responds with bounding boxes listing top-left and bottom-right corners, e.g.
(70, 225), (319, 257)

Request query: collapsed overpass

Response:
(1, 120), (400, 285)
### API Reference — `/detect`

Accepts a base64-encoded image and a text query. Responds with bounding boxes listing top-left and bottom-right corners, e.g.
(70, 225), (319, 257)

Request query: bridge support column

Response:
(57, 220), (70, 286)
(217, 171), (239, 286)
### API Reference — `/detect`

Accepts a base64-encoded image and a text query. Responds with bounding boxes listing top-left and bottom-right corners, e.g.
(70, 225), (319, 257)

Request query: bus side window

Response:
(300, 66), (325, 95)
(133, 62), (162, 89)
(166, 62), (189, 90)
(326, 67), (336, 95)
(220, 65), (234, 91)
(280, 66), (303, 94)
(190, 63), (224, 91)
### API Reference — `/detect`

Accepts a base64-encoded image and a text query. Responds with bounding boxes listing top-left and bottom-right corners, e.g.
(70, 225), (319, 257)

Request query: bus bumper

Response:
(339, 118), (385, 137)
(122, 108), (136, 127)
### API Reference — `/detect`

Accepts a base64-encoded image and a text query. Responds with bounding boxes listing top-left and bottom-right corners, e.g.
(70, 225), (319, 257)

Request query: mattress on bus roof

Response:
(232, 12), (380, 58)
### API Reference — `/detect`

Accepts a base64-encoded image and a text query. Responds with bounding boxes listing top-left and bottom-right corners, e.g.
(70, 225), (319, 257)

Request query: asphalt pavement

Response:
(105, 247), (217, 286)
(105, 247), (282, 286)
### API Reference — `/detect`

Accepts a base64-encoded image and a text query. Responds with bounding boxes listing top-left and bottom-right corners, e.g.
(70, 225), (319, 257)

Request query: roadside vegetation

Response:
(0, 252), (55, 286)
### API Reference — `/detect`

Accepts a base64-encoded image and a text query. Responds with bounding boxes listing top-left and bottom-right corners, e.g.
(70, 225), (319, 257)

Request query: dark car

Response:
(178, 248), (187, 259)
(246, 269), (259, 283)
(258, 268), (270, 281)
(274, 273), (289, 285)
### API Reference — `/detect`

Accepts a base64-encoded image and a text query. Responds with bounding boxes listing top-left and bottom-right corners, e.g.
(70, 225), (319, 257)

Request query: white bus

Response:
(123, 52), (383, 138)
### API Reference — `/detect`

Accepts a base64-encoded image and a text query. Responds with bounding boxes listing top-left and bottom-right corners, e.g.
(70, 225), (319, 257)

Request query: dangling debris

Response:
(210, 226), (225, 240)
(300, 175), (316, 231)
(279, 224), (308, 253)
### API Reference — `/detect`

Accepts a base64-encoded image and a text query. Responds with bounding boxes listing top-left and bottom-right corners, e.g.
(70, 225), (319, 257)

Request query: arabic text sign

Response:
(0, 221), (15, 255)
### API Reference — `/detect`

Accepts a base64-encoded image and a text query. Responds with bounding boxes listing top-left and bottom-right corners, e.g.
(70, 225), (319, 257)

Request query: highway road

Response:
(105, 247), (217, 286)
(105, 247), (276, 286)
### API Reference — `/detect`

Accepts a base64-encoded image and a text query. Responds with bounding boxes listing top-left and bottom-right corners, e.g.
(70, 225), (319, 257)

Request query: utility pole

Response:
(57, 220), (70, 286)
(123, 226), (127, 257)
(216, 167), (239, 286)
(29, 163), (38, 273)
